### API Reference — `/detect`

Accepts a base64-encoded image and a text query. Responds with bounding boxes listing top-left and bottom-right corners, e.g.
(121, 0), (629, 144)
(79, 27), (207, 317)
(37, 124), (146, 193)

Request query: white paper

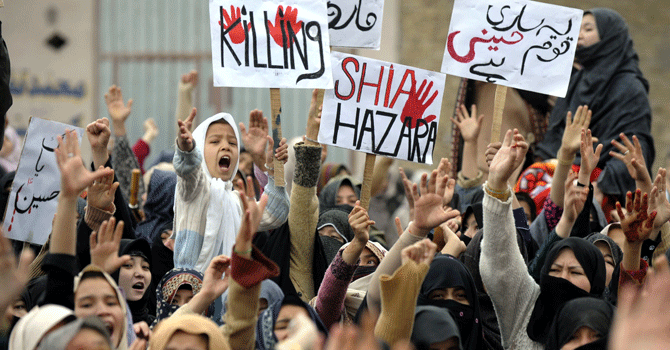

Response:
(327, 0), (384, 49)
(3, 118), (83, 245)
(441, 0), (582, 97)
(319, 52), (446, 164)
(209, 0), (333, 89)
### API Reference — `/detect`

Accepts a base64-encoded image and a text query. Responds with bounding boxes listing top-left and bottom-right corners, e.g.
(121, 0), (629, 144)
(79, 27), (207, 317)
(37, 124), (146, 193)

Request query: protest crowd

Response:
(2, 4), (670, 350)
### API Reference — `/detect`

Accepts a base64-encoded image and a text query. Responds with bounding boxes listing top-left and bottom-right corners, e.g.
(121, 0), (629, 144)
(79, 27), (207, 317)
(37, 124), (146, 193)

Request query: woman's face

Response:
(463, 213), (478, 239)
(74, 278), (125, 348)
(274, 304), (309, 342)
(118, 256), (152, 301)
(165, 331), (208, 350)
(360, 247), (380, 266)
(578, 14), (600, 48)
(66, 328), (112, 350)
(548, 248), (591, 292)
(594, 241), (615, 286)
(428, 287), (470, 305)
(561, 326), (600, 350)
(171, 288), (194, 307)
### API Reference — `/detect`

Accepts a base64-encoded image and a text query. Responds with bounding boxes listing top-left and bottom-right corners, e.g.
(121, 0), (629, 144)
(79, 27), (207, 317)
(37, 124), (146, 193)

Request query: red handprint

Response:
(219, 5), (250, 45)
(267, 5), (303, 48)
(400, 79), (439, 129)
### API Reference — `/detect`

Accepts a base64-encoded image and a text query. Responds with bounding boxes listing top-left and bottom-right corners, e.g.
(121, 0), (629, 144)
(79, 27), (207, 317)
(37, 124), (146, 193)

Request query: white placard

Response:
(327, 0), (384, 49)
(209, 0), (333, 89)
(3, 118), (83, 245)
(441, 0), (582, 97)
(319, 51), (446, 164)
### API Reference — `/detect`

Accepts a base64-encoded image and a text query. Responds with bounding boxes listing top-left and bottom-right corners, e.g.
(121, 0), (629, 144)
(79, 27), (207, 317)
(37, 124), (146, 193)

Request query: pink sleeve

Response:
(315, 251), (358, 329)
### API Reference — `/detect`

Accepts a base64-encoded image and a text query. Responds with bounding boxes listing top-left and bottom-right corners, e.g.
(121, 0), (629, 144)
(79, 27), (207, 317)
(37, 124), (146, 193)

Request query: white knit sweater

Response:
(480, 188), (543, 350)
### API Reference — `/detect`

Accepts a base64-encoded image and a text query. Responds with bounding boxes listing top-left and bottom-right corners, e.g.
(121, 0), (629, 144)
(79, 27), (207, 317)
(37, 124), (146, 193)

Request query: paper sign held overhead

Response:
(441, 0), (582, 97)
(3, 118), (83, 245)
(209, 0), (333, 89)
(328, 0), (384, 49)
(319, 52), (446, 164)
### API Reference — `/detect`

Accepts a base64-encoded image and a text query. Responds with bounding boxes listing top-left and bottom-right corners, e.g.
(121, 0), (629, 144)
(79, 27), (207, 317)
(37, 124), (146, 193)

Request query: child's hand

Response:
(104, 85), (133, 124)
(177, 108), (196, 151)
(451, 104), (484, 143)
(56, 130), (114, 198)
(87, 167), (119, 211)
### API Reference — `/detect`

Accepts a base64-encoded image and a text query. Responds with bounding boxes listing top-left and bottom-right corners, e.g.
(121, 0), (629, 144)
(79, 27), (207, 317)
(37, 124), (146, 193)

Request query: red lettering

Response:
(384, 65), (394, 108)
(356, 63), (384, 106)
(334, 57), (359, 100)
(390, 70), (416, 108)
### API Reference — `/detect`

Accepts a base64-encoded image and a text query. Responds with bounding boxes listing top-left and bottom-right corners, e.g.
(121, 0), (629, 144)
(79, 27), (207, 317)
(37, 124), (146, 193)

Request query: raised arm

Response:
(451, 103), (485, 181)
(176, 71), (197, 123)
(618, 190), (655, 277)
(480, 130), (540, 347)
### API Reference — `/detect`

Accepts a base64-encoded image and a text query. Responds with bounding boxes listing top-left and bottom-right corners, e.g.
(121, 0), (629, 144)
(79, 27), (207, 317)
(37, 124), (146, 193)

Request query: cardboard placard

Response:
(327, 0), (384, 49)
(3, 118), (83, 245)
(441, 0), (582, 97)
(209, 0), (333, 89)
(319, 51), (446, 164)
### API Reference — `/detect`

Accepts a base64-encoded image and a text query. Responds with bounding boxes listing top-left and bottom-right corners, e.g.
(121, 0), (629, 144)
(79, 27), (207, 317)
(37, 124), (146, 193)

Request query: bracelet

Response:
(557, 157), (575, 166)
(304, 135), (319, 144)
(234, 247), (253, 255)
(484, 183), (511, 201)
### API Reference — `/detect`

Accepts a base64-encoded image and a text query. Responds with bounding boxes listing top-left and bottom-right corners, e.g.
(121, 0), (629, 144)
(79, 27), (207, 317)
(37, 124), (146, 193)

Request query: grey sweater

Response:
(480, 188), (543, 350)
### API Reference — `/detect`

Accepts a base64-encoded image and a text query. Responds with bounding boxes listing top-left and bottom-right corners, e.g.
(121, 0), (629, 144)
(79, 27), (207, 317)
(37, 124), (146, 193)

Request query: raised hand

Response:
(267, 5), (303, 48)
(610, 133), (652, 192)
(263, 136), (288, 175)
(142, 118), (159, 144)
(578, 129), (603, 185)
(399, 167), (415, 220)
(349, 201), (374, 244)
(400, 238), (437, 266)
(485, 142), (502, 168)
(400, 79), (438, 129)
(648, 168), (670, 231)
(56, 130), (114, 198)
(617, 190), (657, 244)
(239, 109), (269, 163)
(305, 89), (322, 144)
(235, 176), (268, 259)
(438, 223), (467, 258)
(451, 104), (484, 143)
(86, 167), (119, 211)
(560, 105), (592, 156)
(86, 118), (111, 154)
(410, 170), (460, 236)
(563, 171), (589, 223)
(104, 85), (133, 124)
(201, 255), (231, 302)
(436, 158), (456, 208)
(487, 129), (528, 191)
(219, 5), (251, 44)
(90, 217), (131, 274)
(177, 107), (196, 152)
(0, 230), (34, 313)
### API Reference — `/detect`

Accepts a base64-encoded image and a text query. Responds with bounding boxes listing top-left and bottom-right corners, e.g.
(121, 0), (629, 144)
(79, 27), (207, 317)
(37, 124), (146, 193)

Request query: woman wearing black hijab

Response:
(545, 297), (615, 350)
(535, 8), (654, 199)
(417, 254), (483, 350)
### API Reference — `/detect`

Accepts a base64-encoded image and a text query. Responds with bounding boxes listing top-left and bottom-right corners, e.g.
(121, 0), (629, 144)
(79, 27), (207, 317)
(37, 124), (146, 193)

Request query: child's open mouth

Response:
(132, 282), (145, 292)
(219, 156), (231, 171)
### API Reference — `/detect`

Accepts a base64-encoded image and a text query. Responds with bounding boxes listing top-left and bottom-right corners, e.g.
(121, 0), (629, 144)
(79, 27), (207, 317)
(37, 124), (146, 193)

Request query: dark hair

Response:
(515, 192), (537, 221)
(79, 270), (107, 282)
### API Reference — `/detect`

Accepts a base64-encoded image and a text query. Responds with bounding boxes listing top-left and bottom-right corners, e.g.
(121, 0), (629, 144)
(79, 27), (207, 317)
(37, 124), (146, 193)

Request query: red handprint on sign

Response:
(219, 5), (250, 45)
(267, 5), (303, 48)
(400, 79), (438, 129)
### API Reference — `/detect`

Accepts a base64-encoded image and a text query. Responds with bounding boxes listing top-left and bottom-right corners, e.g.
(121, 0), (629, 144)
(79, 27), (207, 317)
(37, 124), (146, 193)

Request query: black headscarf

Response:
(318, 176), (361, 213)
(535, 8), (654, 198)
(0, 21), (11, 139)
(545, 297), (615, 350)
(256, 294), (328, 350)
(135, 170), (176, 244)
(317, 209), (355, 264)
(527, 238), (607, 343)
(585, 232), (623, 304)
(116, 238), (155, 325)
(412, 305), (463, 350)
(418, 254), (483, 350)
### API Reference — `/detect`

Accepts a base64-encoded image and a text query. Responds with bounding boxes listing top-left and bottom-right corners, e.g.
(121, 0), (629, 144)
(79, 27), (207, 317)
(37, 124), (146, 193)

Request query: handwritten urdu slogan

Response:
(3, 118), (83, 245)
(328, 0), (384, 49)
(209, 0), (333, 88)
(441, 0), (582, 97)
(319, 52), (446, 165)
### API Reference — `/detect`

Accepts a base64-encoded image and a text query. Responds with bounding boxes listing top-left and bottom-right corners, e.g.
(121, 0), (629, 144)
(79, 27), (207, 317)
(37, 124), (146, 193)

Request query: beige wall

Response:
(399, 0), (670, 171)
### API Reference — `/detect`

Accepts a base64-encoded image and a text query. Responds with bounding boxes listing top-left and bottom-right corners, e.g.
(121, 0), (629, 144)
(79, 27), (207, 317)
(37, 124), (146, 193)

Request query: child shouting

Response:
(173, 108), (289, 272)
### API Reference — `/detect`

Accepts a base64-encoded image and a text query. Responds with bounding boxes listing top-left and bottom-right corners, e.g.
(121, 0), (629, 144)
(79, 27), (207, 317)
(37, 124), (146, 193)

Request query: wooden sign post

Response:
(360, 154), (377, 210)
(490, 85), (508, 143)
(270, 88), (284, 187)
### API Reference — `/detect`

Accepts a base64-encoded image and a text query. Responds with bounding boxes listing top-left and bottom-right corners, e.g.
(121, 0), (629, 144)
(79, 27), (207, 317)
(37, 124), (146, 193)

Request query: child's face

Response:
(204, 122), (239, 181)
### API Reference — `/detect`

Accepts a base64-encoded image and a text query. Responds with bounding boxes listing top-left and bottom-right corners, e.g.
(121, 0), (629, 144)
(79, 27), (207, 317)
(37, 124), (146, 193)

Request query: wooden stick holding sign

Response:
(359, 154), (376, 210)
(490, 85), (508, 144)
(270, 88), (284, 187)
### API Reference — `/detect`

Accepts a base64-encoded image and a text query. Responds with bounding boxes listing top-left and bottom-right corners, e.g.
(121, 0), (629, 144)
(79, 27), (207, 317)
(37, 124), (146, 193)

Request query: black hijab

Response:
(412, 305), (463, 350)
(116, 238), (155, 325)
(318, 176), (361, 213)
(545, 297), (615, 350)
(585, 232), (623, 304)
(317, 209), (355, 264)
(527, 238), (606, 343)
(535, 8), (654, 198)
(135, 170), (176, 244)
(418, 254), (483, 350)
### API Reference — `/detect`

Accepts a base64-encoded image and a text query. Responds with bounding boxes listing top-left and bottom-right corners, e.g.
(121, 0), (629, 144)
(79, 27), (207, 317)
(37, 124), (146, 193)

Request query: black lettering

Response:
(333, 103), (359, 146)
(220, 6), (242, 67)
(422, 122), (438, 164)
(297, 21), (325, 83)
(251, 12), (267, 68)
(288, 21), (308, 70)
(374, 111), (397, 156)
(265, 12), (283, 69)
(393, 117), (413, 158)
(356, 109), (375, 150)
(411, 119), (429, 163)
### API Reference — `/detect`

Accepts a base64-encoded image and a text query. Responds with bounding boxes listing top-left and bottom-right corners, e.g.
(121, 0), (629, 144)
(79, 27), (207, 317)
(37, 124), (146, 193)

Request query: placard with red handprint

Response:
(209, 0), (333, 89)
(440, 0), (582, 97)
(318, 51), (446, 164)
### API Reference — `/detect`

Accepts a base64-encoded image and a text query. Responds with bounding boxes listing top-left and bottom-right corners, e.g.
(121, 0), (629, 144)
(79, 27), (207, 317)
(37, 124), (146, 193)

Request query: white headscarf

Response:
(8, 304), (76, 350)
(190, 113), (242, 271)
